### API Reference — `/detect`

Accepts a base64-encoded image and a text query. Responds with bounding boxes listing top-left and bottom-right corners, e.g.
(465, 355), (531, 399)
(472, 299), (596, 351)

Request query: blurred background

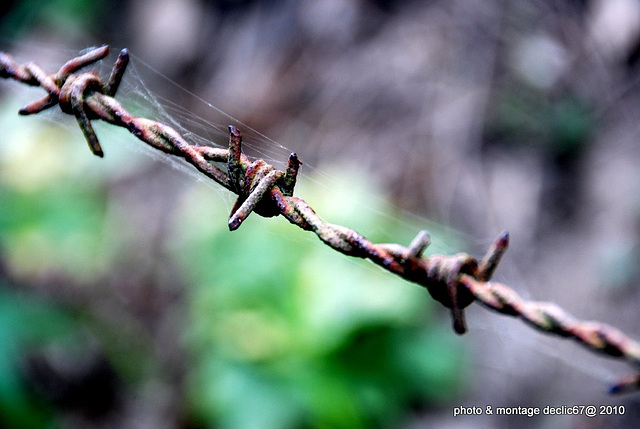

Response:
(1, 0), (640, 428)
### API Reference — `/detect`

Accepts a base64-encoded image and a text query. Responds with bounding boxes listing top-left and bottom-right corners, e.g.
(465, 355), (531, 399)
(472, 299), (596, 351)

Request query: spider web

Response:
(131, 52), (477, 250)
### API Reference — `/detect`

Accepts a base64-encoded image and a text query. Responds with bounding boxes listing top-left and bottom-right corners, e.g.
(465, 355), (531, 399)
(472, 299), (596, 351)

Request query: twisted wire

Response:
(1, 45), (639, 394)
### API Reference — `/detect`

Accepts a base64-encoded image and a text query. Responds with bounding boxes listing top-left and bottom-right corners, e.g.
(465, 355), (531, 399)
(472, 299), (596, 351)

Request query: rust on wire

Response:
(1, 46), (639, 394)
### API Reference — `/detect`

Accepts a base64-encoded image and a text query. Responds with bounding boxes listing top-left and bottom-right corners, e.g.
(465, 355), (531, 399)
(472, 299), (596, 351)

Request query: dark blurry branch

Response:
(1, 46), (639, 394)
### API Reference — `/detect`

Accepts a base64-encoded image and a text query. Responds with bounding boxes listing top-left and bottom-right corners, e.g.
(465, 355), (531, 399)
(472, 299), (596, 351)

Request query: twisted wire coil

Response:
(1, 45), (639, 394)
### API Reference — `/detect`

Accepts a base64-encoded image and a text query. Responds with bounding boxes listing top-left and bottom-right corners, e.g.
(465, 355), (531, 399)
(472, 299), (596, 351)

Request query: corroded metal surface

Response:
(2, 46), (639, 393)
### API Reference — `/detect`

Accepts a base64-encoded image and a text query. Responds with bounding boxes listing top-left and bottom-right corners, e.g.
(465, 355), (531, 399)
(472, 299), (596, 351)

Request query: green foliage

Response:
(0, 288), (77, 429)
(489, 86), (593, 156)
(0, 185), (106, 279)
(0, 0), (101, 39)
(0, 99), (466, 427)
(173, 168), (466, 428)
(0, 112), (107, 428)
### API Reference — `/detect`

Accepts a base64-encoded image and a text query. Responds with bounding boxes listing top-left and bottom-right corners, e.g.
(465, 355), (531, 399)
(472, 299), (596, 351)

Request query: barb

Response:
(1, 46), (639, 394)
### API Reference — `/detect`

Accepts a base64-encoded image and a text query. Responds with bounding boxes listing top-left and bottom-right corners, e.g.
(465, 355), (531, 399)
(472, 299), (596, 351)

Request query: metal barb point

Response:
(408, 230), (430, 259)
(478, 231), (509, 281)
(226, 127), (296, 231)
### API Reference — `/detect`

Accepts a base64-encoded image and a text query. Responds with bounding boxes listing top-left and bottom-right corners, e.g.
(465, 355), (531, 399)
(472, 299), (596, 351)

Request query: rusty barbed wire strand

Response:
(1, 45), (639, 394)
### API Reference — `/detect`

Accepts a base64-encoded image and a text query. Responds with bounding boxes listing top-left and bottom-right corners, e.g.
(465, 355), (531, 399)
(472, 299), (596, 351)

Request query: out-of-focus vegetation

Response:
(0, 289), (74, 429)
(175, 169), (466, 428)
(0, 96), (466, 428)
(0, 0), (102, 39)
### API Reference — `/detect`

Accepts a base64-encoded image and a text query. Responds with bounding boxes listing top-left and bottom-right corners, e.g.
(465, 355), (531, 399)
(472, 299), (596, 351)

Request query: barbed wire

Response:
(1, 45), (639, 394)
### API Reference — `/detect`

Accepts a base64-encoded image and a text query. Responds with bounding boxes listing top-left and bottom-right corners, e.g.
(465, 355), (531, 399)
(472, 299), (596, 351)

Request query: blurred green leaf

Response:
(0, 0), (101, 39)
(489, 87), (593, 156)
(0, 184), (106, 280)
(0, 95), (466, 428)
(0, 287), (78, 429)
(173, 168), (466, 428)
